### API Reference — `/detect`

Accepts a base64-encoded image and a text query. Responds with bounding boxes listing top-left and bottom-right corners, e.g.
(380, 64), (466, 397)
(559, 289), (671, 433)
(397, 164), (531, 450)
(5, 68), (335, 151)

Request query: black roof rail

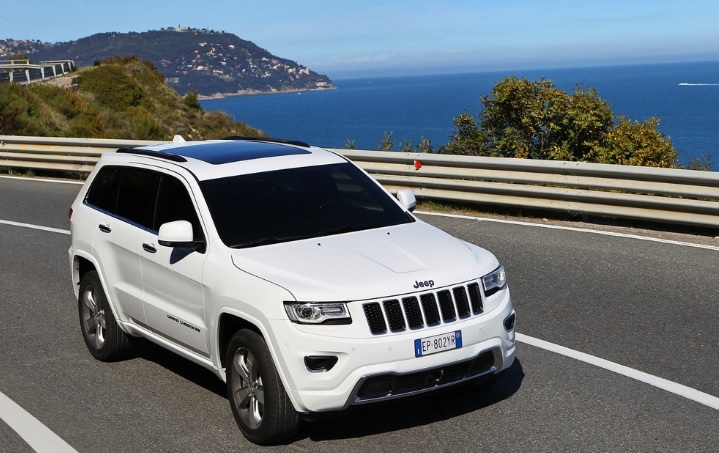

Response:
(222, 135), (310, 148)
(116, 147), (187, 162)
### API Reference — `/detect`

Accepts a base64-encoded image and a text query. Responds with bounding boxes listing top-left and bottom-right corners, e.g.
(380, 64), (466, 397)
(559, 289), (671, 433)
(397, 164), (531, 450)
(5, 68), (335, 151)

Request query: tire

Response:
(78, 271), (132, 361)
(226, 329), (301, 445)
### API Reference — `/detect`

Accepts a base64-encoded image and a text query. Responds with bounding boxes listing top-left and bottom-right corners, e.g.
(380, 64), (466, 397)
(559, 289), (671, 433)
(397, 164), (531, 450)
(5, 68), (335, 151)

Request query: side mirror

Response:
(158, 220), (203, 248)
(396, 189), (417, 212)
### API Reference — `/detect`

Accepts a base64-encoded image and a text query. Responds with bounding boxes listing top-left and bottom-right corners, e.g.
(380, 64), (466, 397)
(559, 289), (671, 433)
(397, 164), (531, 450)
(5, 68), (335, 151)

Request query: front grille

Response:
(354, 350), (496, 402)
(363, 282), (484, 335)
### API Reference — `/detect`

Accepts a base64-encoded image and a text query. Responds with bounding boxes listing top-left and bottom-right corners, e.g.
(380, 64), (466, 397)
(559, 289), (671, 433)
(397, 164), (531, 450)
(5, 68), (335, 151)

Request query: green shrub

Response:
(0, 56), (262, 141)
(440, 76), (677, 168)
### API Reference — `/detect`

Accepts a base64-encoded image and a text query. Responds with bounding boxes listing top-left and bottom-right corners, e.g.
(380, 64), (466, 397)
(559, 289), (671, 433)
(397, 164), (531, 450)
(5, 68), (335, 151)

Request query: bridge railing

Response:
(0, 60), (76, 84)
(1, 135), (718, 229)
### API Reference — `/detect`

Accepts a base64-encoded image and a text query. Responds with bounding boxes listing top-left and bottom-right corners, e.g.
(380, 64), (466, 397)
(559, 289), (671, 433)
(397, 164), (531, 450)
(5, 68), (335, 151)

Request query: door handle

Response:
(98, 223), (111, 233)
(142, 243), (157, 254)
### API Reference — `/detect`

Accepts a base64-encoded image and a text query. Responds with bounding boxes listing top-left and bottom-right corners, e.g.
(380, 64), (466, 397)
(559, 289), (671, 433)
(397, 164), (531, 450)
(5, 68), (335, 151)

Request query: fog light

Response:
(504, 312), (516, 332)
(304, 355), (338, 372)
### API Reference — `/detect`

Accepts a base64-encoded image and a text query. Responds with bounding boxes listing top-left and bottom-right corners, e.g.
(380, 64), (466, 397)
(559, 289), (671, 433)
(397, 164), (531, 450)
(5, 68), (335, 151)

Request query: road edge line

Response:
(0, 219), (70, 235)
(417, 211), (719, 252)
(0, 391), (79, 453)
(516, 333), (719, 411)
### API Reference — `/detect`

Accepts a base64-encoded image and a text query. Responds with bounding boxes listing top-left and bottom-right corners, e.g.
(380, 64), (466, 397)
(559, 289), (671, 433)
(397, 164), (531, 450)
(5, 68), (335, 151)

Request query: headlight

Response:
(481, 265), (506, 296)
(284, 302), (352, 325)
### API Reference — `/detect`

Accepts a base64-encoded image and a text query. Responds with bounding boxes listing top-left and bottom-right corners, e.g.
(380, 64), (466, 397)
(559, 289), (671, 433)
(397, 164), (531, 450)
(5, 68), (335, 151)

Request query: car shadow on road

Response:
(130, 338), (524, 444)
(303, 359), (525, 442)
(131, 338), (227, 397)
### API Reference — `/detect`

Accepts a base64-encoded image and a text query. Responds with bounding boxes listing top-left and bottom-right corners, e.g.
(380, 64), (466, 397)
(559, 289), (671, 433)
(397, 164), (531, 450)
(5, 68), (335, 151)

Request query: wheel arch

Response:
(76, 255), (96, 282)
(217, 312), (262, 369)
(71, 252), (97, 296)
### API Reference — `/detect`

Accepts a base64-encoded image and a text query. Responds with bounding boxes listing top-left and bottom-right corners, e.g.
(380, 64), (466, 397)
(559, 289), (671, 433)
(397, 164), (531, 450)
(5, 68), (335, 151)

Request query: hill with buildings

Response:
(0, 27), (334, 97)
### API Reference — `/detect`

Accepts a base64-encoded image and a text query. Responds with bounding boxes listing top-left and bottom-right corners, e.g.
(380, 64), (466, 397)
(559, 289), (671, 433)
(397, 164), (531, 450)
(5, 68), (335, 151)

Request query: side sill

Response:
(121, 321), (222, 380)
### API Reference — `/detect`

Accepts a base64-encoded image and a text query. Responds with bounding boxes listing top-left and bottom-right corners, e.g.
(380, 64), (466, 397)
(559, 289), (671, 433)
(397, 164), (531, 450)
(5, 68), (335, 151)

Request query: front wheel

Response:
(226, 329), (301, 445)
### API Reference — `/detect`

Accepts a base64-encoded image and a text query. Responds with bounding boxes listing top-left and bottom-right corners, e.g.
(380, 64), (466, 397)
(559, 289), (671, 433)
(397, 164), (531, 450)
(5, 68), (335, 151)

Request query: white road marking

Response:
(0, 391), (79, 453)
(0, 175), (84, 185)
(517, 333), (719, 410)
(0, 219), (70, 235)
(418, 211), (719, 252)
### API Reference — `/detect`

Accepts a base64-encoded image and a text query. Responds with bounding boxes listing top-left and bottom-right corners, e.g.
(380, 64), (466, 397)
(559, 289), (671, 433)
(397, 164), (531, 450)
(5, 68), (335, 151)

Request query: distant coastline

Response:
(197, 86), (337, 100)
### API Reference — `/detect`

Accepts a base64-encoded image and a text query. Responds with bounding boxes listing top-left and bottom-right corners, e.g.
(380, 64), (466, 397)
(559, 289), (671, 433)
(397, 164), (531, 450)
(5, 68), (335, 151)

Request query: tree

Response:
(183, 90), (201, 110)
(439, 112), (489, 156)
(589, 117), (677, 167)
(10, 53), (29, 63)
(476, 77), (612, 160)
(479, 77), (567, 158)
(442, 76), (677, 168)
(377, 131), (395, 151)
(549, 85), (613, 161)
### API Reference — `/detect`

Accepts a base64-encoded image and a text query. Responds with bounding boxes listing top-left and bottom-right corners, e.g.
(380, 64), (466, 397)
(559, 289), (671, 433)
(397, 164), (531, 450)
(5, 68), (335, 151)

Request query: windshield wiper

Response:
(229, 237), (284, 249)
(229, 233), (313, 249)
(231, 226), (366, 248)
(316, 225), (363, 237)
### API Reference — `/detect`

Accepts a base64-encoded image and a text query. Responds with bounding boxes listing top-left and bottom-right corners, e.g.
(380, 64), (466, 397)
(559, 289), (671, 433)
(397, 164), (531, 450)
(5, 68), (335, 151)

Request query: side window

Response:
(115, 168), (160, 229)
(331, 167), (382, 211)
(85, 166), (124, 212)
(154, 175), (203, 241)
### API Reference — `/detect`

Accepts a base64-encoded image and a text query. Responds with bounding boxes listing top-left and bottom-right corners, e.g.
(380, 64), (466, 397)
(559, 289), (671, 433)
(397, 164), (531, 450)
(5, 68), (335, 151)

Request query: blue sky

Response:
(3, 1), (719, 77)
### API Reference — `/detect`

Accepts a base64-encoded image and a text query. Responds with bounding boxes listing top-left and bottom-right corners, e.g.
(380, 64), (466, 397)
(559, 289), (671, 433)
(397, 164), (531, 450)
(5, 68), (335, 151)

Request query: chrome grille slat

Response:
(363, 281), (485, 335)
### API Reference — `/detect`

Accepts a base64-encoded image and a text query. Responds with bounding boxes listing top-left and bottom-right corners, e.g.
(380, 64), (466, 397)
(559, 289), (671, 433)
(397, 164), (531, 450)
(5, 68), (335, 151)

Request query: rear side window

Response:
(115, 168), (160, 228)
(85, 166), (123, 213)
(85, 165), (160, 230)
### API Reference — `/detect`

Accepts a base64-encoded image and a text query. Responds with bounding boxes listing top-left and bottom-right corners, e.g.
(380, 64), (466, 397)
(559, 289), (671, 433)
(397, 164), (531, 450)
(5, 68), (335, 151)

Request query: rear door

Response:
(86, 166), (159, 324)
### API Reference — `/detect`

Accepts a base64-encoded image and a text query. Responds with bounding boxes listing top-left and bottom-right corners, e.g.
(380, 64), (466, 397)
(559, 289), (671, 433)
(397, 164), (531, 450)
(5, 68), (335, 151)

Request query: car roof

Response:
(112, 138), (348, 181)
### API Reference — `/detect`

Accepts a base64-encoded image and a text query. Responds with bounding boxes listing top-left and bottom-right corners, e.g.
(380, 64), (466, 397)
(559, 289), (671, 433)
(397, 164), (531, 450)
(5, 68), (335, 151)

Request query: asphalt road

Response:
(1, 176), (717, 452)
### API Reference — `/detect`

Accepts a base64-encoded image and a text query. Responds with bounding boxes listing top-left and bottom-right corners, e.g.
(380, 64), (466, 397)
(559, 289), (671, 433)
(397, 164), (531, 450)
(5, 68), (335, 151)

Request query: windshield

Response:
(200, 162), (415, 248)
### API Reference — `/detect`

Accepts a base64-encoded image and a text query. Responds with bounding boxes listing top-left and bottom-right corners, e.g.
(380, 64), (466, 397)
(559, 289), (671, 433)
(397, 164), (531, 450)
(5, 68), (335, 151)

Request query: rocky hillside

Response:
(0, 28), (334, 97)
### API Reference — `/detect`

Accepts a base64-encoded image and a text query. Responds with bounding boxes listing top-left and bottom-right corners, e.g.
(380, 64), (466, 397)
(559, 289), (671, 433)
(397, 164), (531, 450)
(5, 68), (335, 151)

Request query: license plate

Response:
(414, 330), (462, 357)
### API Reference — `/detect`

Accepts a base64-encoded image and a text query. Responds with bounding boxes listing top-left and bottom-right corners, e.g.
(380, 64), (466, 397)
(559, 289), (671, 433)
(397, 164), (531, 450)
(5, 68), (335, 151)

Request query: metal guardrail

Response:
(1, 135), (718, 229)
(0, 60), (76, 84)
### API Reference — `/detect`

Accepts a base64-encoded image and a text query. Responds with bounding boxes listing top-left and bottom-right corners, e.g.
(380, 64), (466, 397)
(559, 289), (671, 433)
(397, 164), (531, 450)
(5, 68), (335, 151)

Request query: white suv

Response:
(68, 137), (516, 445)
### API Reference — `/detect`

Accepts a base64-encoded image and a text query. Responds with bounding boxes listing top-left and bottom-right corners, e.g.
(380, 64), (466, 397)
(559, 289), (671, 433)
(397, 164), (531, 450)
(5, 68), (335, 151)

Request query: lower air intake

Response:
(354, 350), (496, 403)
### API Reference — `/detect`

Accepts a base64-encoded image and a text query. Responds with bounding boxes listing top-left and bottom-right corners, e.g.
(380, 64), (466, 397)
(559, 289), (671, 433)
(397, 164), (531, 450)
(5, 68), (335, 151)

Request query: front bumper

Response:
(268, 288), (516, 413)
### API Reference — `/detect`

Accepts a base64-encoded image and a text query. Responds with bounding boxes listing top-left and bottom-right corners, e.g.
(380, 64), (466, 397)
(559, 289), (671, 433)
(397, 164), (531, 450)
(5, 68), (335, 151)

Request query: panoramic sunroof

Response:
(175, 140), (311, 164)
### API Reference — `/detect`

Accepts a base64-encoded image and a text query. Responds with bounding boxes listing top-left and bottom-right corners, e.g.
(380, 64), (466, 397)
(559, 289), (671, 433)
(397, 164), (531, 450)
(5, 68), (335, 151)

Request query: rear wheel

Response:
(226, 329), (301, 445)
(78, 271), (132, 361)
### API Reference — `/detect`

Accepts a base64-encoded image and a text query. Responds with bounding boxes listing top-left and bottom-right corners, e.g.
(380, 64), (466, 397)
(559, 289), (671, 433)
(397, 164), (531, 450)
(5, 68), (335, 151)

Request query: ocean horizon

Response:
(200, 60), (719, 168)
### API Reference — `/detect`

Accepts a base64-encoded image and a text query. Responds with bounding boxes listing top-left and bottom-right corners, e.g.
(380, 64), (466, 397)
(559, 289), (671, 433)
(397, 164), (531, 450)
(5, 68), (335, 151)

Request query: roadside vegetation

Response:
(354, 76), (710, 170)
(0, 56), (263, 140)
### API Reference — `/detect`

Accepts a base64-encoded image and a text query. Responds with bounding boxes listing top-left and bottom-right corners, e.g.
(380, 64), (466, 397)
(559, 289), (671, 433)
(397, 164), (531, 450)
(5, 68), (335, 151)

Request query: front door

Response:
(139, 173), (210, 356)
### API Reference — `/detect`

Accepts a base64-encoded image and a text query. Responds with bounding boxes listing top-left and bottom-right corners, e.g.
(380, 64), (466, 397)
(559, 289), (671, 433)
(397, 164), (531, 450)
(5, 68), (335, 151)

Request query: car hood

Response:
(230, 220), (499, 301)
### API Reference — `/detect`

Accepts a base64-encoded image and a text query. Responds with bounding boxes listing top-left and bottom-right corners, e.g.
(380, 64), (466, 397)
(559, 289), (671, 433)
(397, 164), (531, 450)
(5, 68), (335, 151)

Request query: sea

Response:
(199, 60), (719, 169)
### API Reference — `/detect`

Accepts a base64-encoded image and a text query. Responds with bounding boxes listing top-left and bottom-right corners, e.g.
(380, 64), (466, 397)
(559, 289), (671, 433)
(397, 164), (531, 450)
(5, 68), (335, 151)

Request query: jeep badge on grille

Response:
(413, 280), (435, 289)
